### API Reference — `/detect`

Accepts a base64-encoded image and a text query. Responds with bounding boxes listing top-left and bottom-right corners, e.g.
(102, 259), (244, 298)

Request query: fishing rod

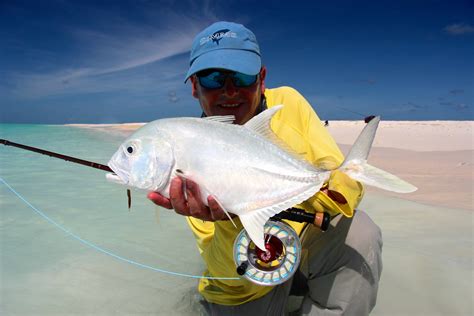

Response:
(0, 139), (113, 172)
(0, 138), (133, 208)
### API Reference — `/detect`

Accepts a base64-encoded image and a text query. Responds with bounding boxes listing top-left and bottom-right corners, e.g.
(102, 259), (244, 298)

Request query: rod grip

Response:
(314, 212), (331, 231)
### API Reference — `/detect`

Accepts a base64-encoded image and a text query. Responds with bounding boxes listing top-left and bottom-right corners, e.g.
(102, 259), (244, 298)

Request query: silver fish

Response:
(107, 105), (416, 250)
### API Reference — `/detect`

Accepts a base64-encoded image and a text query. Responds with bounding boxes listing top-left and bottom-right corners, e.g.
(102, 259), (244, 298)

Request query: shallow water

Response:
(1, 124), (206, 315)
(1, 124), (472, 315)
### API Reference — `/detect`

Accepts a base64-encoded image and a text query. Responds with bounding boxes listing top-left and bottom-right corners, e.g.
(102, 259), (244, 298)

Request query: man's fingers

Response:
(208, 196), (228, 220)
(184, 179), (201, 198)
(185, 180), (211, 219)
(186, 195), (207, 218)
(169, 177), (189, 215)
(165, 177), (226, 221)
(147, 192), (172, 209)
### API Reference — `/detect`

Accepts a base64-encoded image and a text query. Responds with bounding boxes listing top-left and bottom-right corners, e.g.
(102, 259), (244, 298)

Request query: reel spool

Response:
(233, 220), (301, 286)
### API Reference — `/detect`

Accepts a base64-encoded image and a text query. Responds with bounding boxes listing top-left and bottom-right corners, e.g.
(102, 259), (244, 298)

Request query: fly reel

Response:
(233, 220), (301, 286)
(233, 209), (331, 286)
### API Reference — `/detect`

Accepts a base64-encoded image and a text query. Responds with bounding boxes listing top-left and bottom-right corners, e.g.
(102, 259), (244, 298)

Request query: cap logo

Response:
(200, 29), (236, 46)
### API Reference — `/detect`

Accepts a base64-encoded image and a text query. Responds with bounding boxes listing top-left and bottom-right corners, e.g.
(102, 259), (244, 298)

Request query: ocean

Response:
(1, 124), (472, 315)
(0, 124), (206, 315)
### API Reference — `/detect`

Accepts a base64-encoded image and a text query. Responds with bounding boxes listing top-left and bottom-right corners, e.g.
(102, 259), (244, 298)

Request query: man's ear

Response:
(190, 76), (199, 99)
(259, 66), (267, 92)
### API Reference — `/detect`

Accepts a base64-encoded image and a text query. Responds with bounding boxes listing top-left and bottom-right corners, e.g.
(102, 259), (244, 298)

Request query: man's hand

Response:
(147, 177), (231, 221)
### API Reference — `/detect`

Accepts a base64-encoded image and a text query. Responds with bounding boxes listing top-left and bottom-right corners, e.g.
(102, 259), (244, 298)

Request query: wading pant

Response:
(201, 210), (383, 316)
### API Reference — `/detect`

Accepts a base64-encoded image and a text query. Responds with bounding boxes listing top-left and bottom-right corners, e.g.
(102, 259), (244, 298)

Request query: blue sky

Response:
(1, 0), (473, 123)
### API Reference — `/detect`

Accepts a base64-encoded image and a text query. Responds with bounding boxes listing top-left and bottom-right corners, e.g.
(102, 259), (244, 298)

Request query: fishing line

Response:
(0, 177), (239, 281)
(332, 104), (368, 118)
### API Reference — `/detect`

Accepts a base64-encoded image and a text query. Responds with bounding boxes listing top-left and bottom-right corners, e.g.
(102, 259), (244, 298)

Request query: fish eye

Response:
(124, 141), (139, 156)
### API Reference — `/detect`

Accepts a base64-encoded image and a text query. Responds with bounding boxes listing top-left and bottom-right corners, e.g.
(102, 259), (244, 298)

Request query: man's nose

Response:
(222, 77), (237, 97)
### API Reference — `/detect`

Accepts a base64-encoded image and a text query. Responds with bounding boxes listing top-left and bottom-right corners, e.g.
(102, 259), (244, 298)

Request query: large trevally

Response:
(107, 105), (416, 250)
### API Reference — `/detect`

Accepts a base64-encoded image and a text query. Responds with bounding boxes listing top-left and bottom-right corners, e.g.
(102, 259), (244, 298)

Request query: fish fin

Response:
(202, 115), (235, 124)
(239, 184), (319, 250)
(244, 104), (283, 135)
(342, 116), (380, 163)
(340, 162), (417, 193)
(244, 105), (309, 161)
(239, 207), (284, 251)
(212, 196), (237, 228)
(174, 169), (190, 200)
(339, 116), (417, 193)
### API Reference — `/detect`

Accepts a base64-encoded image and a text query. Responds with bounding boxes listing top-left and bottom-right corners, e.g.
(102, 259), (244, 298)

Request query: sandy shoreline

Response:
(69, 120), (473, 151)
(71, 120), (473, 210)
(326, 120), (473, 152)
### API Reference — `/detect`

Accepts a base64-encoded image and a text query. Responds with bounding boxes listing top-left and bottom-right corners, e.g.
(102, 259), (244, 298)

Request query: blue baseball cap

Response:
(185, 21), (261, 81)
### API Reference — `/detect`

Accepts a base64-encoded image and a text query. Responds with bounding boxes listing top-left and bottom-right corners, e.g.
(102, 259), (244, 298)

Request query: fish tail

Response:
(338, 117), (417, 193)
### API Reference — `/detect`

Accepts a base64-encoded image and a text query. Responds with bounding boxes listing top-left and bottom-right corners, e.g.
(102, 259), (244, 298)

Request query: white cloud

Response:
(7, 5), (218, 99)
(443, 23), (474, 35)
(69, 10), (213, 76)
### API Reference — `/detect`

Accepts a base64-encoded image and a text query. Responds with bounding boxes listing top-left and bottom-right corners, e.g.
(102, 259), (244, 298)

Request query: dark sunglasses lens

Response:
(198, 71), (225, 89)
(233, 73), (257, 87)
(197, 70), (258, 89)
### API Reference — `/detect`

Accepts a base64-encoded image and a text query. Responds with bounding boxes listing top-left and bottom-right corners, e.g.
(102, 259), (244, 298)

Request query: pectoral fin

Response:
(211, 196), (237, 228)
(239, 207), (282, 251)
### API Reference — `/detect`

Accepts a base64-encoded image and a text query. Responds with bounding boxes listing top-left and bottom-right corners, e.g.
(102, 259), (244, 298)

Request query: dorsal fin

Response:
(203, 115), (235, 124)
(244, 104), (283, 137)
(244, 105), (311, 164)
(244, 105), (289, 150)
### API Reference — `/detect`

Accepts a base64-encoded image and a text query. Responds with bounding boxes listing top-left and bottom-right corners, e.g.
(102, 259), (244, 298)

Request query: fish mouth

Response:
(106, 172), (125, 185)
(107, 160), (158, 191)
(107, 160), (130, 186)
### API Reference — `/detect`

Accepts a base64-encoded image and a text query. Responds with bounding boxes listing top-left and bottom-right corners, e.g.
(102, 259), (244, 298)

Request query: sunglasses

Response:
(196, 69), (258, 89)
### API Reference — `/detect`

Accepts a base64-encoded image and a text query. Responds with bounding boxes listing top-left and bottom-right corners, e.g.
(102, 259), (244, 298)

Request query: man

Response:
(148, 21), (382, 315)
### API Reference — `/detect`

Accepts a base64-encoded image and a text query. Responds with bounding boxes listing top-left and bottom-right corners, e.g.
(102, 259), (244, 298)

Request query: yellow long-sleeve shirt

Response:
(186, 86), (364, 305)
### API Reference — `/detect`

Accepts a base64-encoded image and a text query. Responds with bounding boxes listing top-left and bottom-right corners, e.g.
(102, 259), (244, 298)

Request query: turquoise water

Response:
(0, 124), (206, 315)
(1, 124), (472, 315)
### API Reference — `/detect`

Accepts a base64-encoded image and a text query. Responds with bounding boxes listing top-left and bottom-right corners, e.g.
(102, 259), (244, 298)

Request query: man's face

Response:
(190, 67), (266, 125)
